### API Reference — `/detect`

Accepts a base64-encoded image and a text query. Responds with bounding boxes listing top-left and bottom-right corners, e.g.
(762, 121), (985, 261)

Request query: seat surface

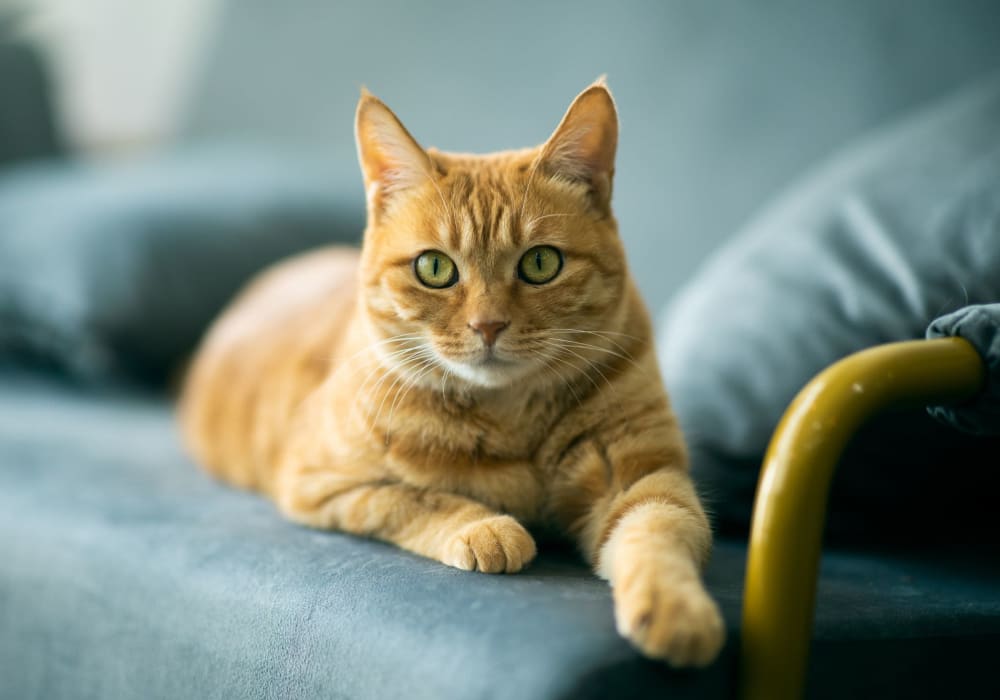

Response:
(1, 376), (998, 699)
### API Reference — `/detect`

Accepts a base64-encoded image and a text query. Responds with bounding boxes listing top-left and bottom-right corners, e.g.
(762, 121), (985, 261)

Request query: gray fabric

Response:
(0, 146), (364, 383)
(2, 378), (1000, 699)
(927, 303), (1000, 435)
(661, 74), (1000, 456)
(185, 0), (1000, 308)
(0, 377), (736, 700)
(659, 75), (1000, 539)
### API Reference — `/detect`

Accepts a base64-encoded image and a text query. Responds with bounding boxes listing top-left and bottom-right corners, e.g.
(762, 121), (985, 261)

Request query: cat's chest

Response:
(381, 393), (557, 520)
(441, 392), (557, 458)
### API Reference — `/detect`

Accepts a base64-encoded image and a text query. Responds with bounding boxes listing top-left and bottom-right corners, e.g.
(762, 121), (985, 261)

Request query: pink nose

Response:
(468, 319), (509, 347)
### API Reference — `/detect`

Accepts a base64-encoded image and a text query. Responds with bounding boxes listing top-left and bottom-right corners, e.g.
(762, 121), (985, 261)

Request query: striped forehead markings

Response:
(445, 174), (523, 252)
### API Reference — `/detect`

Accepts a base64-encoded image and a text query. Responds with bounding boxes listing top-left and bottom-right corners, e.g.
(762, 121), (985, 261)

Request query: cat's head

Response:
(355, 80), (629, 390)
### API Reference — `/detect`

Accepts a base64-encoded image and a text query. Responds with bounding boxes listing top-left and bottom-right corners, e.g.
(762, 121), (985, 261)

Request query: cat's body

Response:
(180, 82), (724, 667)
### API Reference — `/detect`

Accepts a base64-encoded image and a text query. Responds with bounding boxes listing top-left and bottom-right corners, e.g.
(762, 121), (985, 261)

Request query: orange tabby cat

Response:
(179, 80), (724, 667)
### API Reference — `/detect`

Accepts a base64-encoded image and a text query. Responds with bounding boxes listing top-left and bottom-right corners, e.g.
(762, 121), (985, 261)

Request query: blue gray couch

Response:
(3, 4), (1000, 698)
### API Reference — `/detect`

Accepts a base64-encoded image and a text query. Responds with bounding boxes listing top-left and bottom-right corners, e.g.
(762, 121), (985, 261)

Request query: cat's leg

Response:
(275, 468), (537, 573)
(596, 470), (725, 667)
(552, 445), (724, 667)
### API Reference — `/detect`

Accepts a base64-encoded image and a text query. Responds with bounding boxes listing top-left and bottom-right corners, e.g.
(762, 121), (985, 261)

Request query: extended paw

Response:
(614, 567), (725, 668)
(442, 515), (537, 574)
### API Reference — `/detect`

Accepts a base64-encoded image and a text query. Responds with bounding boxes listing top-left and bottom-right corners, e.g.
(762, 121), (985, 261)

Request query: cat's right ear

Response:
(355, 89), (434, 218)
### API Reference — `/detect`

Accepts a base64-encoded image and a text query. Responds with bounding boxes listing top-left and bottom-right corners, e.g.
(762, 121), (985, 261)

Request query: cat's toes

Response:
(443, 515), (537, 574)
(614, 568), (725, 668)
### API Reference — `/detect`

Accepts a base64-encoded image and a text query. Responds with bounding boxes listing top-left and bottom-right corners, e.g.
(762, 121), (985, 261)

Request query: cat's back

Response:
(179, 246), (360, 491)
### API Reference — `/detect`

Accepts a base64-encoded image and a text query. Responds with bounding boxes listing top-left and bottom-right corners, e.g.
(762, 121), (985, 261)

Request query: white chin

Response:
(443, 358), (529, 389)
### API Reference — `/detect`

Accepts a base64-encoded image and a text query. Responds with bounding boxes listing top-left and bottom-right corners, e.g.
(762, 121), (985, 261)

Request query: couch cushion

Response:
(0, 376), (736, 700)
(0, 146), (364, 385)
(659, 75), (1000, 542)
(1, 378), (999, 699)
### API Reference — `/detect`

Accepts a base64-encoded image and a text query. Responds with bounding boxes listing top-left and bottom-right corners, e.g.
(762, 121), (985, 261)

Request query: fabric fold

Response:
(926, 303), (1000, 435)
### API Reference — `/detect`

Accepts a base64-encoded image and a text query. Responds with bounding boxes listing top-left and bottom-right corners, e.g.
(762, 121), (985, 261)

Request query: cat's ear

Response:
(355, 89), (434, 217)
(538, 78), (619, 211)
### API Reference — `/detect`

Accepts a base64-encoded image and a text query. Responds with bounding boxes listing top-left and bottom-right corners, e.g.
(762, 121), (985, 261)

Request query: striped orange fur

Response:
(179, 80), (724, 667)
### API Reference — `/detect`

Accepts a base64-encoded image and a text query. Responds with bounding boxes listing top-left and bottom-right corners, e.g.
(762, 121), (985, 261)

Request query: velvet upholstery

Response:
(1, 376), (998, 699)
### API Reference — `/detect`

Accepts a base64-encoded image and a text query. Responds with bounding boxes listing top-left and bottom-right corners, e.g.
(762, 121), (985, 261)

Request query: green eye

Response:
(518, 245), (563, 284)
(414, 250), (458, 288)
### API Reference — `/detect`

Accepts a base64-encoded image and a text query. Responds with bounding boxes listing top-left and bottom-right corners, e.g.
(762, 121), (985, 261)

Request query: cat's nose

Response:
(468, 319), (509, 347)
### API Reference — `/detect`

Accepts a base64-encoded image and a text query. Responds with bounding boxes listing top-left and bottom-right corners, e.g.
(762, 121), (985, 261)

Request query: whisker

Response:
(528, 348), (583, 409)
(524, 212), (576, 229)
(547, 327), (644, 343)
(544, 328), (650, 376)
(385, 358), (441, 444)
(329, 335), (428, 425)
(539, 344), (597, 399)
(351, 344), (431, 409)
(540, 340), (610, 404)
(358, 349), (436, 432)
(327, 332), (424, 381)
(548, 337), (648, 376)
(424, 168), (454, 227)
(369, 348), (436, 404)
(518, 152), (545, 224)
(541, 339), (625, 413)
(440, 367), (451, 402)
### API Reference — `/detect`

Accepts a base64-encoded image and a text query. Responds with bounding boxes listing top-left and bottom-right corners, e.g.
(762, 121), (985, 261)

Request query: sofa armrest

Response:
(739, 338), (985, 700)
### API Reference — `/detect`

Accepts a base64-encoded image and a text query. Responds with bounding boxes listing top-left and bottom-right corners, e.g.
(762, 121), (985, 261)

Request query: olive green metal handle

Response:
(739, 337), (986, 700)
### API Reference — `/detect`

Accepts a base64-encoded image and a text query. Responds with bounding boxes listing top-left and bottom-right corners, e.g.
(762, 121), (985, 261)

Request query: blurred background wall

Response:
(10, 0), (220, 150)
(8, 0), (1000, 308)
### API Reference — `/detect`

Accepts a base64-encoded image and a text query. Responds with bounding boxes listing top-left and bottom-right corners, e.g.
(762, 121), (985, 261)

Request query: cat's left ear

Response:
(538, 78), (619, 211)
(355, 89), (435, 218)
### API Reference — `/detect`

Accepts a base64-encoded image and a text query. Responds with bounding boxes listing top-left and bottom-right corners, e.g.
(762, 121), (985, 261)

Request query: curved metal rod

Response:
(739, 337), (985, 700)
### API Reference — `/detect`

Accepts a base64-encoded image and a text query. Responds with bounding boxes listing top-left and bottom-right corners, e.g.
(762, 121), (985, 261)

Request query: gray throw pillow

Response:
(658, 74), (1000, 543)
(0, 146), (364, 384)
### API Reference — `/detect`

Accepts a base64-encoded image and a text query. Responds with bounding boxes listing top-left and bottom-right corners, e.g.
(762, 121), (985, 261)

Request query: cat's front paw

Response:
(442, 515), (537, 574)
(614, 567), (725, 668)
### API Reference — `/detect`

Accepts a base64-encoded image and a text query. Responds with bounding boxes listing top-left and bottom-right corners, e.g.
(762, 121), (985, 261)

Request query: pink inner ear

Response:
(357, 98), (431, 196)
(543, 88), (618, 185)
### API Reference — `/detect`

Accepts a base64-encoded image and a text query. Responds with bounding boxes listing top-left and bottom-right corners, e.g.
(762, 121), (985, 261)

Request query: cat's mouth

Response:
(476, 346), (505, 364)
(457, 346), (509, 372)
(435, 345), (531, 388)
(476, 353), (513, 369)
(443, 341), (513, 365)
